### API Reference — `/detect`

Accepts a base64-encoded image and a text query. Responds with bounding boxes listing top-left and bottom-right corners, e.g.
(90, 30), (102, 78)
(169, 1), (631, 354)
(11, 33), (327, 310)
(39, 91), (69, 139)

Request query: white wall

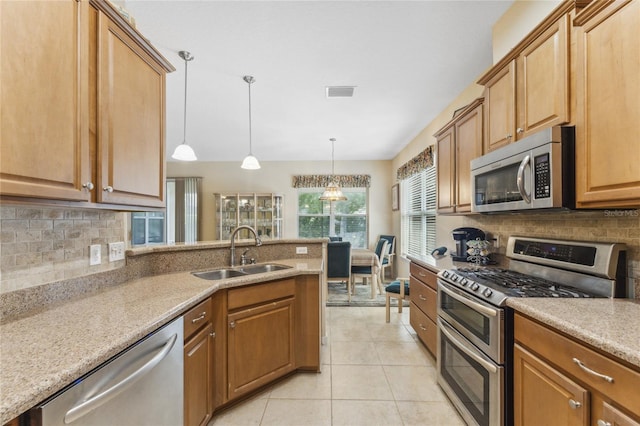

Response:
(167, 160), (393, 246)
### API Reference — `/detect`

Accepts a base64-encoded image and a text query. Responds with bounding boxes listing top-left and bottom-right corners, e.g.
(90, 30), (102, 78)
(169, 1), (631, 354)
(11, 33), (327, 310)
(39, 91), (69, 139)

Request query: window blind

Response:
(401, 166), (436, 257)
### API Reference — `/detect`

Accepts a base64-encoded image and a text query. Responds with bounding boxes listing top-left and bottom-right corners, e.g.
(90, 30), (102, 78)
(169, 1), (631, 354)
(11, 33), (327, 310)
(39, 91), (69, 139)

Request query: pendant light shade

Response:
(241, 75), (261, 170)
(171, 51), (197, 161)
(320, 138), (347, 201)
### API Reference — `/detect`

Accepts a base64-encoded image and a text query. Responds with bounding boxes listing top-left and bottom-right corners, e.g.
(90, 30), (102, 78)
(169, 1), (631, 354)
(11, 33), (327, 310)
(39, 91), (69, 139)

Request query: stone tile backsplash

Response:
(0, 206), (126, 293)
(461, 210), (640, 298)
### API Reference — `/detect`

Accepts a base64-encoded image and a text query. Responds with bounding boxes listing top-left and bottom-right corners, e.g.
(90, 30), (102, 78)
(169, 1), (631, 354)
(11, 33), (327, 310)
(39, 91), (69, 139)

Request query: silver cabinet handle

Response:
(516, 154), (531, 204)
(419, 294), (427, 301)
(572, 358), (614, 383)
(418, 272), (427, 277)
(64, 333), (178, 423)
(568, 399), (582, 409)
(419, 324), (427, 331)
(82, 182), (94, 191)
(517, 127), (524, 134)
(191, 312), (206, 323)
(597, 420), (612, 426)
(103, 186), (114, 193)
(229, 321), (236, 329)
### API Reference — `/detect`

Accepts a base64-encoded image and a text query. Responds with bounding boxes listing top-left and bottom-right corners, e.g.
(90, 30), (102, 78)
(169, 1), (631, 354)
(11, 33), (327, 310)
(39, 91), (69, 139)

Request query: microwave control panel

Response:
(534, 153), (550, 199)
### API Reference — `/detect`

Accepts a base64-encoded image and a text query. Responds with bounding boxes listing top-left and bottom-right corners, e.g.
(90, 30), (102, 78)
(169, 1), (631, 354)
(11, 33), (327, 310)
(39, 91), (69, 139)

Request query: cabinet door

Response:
(96, 13), (166, 207)
(514, 344), (589, 426)
(0, 0), (91, 201)
(484, 60), (516, 152)
(227, 298), (295, 400)
(516, 14), (569, 138)
(184, 323), (215, 426)
(436, 125), (455, 213)
(575, 0), (640, 208)
(454, 103), (483, 213)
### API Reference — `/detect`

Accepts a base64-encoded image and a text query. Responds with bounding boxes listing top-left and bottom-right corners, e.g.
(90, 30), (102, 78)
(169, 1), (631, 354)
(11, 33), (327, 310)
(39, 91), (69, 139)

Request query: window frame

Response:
(401, 165), (437, 258)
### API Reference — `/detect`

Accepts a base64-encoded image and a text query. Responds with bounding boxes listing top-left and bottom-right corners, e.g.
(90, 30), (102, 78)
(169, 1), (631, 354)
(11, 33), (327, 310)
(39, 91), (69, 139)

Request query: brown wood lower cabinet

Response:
(514, 313), (640, 426)
(409, 262), (438, 357)
(184, 298), (215, 426)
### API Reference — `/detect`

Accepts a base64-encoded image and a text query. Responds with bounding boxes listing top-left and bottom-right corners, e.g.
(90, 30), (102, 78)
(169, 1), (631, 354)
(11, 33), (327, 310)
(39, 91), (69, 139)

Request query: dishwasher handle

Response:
(64, 333), (178, 424)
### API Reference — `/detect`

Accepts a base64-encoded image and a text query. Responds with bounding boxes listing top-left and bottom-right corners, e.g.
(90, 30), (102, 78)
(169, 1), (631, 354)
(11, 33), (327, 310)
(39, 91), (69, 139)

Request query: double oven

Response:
(436, 236), (627, 426)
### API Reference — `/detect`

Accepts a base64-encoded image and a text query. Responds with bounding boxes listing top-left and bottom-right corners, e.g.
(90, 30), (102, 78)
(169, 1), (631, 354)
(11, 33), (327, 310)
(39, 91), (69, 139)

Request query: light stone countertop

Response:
(0, 258), (322, 424)
(506, 298), (640, 368)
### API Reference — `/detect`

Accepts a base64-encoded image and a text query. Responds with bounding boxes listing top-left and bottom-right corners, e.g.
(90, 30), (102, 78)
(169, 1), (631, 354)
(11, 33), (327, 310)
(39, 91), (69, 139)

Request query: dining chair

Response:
(351, 239), (388, 297)
(378, 235), (396, 283)
(385, 277), (410, 323)
(327, 241), (352, 301)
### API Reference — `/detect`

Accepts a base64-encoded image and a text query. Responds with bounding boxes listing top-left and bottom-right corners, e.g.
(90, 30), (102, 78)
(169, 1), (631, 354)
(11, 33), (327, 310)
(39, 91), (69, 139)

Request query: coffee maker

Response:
(451, 227), (485, 261)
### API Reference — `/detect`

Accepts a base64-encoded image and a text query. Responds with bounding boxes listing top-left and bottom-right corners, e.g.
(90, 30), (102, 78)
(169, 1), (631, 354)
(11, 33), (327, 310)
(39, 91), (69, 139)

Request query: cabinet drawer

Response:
(410, 277), (437, 322)
(410, 302), (437, 357)
(410, 262), (437, 291)
(228, 279), (295, 311)
(184, 298), (213, 341)
(515, 313), (640, 416)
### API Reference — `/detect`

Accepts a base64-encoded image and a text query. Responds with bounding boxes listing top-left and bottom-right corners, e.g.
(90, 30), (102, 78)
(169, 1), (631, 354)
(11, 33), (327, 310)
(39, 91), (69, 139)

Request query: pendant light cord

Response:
(248, 80), (253, 155)
(183, 57), (189, 144)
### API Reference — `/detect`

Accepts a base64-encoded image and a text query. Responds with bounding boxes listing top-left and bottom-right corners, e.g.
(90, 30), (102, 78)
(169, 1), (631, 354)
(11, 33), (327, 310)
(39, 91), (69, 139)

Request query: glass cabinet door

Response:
(256, 194), (273, 239)
(217, 194), (238, 240)
(237, 194), (255, 238)
(273, 195), (283, 239)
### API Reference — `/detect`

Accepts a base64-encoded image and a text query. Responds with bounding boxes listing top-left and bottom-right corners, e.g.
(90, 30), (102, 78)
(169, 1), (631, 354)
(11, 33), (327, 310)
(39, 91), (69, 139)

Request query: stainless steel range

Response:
(436, 236), (627, 426)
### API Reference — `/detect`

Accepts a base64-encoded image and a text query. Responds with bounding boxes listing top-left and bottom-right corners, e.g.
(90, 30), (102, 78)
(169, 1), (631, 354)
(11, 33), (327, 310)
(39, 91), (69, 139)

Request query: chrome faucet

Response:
(230, 225), (262, 267)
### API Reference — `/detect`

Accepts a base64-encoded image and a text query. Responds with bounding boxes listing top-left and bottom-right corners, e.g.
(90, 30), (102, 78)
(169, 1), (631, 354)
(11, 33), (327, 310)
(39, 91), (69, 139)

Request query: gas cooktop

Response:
(438, 236), (627, 307)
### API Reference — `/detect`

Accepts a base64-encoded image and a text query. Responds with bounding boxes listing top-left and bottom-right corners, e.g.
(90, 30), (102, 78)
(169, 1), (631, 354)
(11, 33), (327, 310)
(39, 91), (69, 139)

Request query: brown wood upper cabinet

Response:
(0, 0), (174, 209)
(478, 9), (571, 152)
(435, 98), (483, 214)
(573, 0), (640, 208)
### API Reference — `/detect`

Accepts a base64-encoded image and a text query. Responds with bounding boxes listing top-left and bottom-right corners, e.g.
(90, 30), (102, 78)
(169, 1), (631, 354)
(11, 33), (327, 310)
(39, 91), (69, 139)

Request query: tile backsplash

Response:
(0, 206), (126, 293)
(461, 209), (640, 298)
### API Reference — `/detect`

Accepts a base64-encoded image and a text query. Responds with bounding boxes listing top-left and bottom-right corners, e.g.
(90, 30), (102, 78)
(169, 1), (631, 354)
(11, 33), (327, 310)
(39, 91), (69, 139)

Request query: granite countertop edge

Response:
(0, 258), (323, 424)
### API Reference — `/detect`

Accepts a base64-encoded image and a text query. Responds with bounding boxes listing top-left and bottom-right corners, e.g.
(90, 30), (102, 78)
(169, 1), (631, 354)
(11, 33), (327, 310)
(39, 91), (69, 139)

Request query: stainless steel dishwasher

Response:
(30, 316), (183, 426)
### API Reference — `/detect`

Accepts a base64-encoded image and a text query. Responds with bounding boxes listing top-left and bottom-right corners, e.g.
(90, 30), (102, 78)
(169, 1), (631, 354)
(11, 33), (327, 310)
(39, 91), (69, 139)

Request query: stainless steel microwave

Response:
(471, 126), (575, 213)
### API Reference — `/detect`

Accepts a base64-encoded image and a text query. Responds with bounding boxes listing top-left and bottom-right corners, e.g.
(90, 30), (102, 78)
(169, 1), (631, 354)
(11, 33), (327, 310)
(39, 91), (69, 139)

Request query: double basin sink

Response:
(193, 263), (292, 280)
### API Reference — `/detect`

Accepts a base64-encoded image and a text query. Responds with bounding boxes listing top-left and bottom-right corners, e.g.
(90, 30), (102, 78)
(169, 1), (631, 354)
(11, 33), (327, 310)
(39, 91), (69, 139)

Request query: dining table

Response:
(351, 248), (382, 299)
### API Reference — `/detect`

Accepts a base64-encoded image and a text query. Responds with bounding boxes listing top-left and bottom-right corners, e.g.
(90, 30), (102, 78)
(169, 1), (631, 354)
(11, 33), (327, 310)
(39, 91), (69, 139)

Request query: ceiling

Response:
(124, 1), (513, 163)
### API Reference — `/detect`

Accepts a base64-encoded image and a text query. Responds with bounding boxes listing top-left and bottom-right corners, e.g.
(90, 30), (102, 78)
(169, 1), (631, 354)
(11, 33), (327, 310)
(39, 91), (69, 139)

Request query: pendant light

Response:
(241, 75), (261, 170)
(171, 51), (197, 161)
(320, 138), (347, 201)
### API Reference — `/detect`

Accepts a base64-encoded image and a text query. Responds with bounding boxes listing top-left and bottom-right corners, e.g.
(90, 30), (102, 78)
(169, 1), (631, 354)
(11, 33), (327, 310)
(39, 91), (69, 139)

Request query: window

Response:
(297, 188), (368, 248)
(401, 166), (436, 257)
(131, 212), (165, 245)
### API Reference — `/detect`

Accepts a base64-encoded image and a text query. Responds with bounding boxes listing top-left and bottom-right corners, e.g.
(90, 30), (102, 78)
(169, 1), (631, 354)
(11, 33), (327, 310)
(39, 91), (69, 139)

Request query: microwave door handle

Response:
(517, 155), (531, 204)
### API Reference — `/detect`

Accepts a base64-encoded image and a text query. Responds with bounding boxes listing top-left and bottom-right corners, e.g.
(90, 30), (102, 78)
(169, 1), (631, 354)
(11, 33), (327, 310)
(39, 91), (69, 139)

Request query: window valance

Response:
(396, 146), (434, 181)
(292, 174), (371, 188)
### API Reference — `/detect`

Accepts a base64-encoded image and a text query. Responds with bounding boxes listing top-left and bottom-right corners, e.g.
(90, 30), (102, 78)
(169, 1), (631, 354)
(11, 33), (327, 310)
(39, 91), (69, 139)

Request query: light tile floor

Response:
(209, 306), (465, 426)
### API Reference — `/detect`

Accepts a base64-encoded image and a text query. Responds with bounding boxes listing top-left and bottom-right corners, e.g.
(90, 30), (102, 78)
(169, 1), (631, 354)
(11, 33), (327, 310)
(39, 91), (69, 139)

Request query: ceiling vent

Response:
(326, 86), (356, 98)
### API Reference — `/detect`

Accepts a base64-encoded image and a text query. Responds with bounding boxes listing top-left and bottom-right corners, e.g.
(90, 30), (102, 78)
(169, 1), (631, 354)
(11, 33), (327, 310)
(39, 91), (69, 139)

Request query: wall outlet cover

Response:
(90, 244), (101, 265)
(109, 242), (125, 262)
(296, 246), (308, 254)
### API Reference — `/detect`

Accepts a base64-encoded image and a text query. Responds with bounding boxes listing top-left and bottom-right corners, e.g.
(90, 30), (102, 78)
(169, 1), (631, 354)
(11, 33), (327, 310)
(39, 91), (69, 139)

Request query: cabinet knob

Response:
(229, 321), (236, 329)
(82, 182), (95, 191)
(506, 133), (513, 140)
(597, 420), (612, 426)
(517, 127), (524, 134)
(103, 186), (114, 193)
(210, 331), (216, 338)
(568, 399), (582, 409)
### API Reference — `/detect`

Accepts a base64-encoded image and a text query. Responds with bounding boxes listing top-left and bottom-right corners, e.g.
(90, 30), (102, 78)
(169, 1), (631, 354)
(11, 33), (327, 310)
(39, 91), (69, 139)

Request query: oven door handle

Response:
(439, 282), (498, 317)
(516, 154), (531, 204)
(439, 319), (498, 374)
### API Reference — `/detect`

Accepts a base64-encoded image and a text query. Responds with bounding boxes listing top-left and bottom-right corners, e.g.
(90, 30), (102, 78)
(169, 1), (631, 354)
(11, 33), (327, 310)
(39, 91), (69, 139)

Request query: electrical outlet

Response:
(90, 244), (101, 265)
(109, 242), (125, 262)
(493, 236), (501, 249)
(296, 246), (308, 255)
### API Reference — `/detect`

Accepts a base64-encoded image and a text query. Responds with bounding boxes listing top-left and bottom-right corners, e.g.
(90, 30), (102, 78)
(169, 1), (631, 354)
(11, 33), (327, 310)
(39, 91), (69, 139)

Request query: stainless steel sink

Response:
(241, 263), (292, 274)
(192, 264), (291, 280)
(192, 269), (248, 280)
